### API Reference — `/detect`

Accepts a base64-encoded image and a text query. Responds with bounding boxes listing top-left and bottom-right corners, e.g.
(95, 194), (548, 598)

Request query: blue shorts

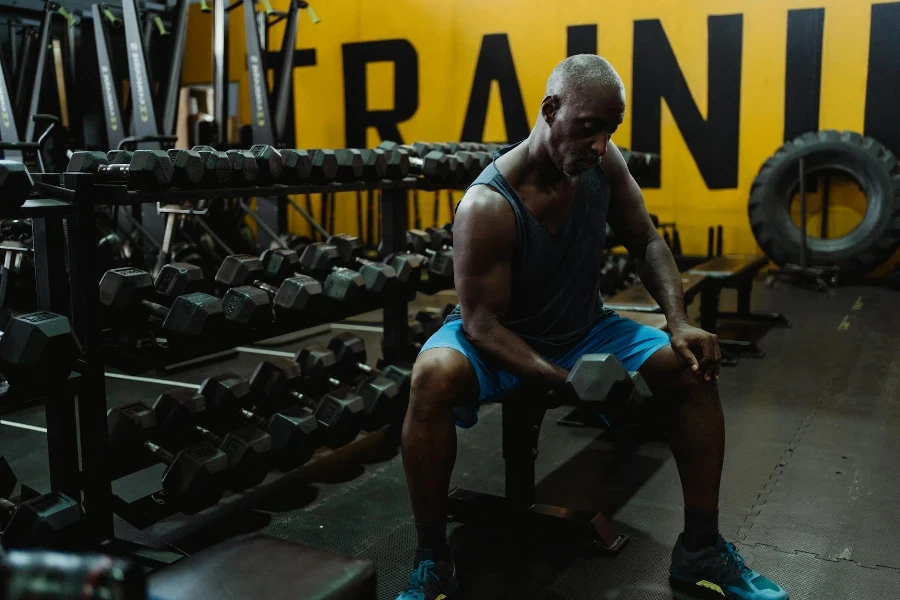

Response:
(419, 311), (671, 428)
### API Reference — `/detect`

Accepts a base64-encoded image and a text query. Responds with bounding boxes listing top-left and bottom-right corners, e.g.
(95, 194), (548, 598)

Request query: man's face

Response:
(544, 82), (626, 177)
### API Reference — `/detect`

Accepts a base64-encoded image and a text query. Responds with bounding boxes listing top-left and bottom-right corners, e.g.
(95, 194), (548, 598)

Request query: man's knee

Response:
(408, 348), (479, 418)
(639, 344), (720, 401)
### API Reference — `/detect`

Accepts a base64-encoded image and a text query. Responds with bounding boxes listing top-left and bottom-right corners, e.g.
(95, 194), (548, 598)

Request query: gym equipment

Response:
(379, 147), (411, 180)
(333, 148), (364, 182)
(413, 303), (455, 340)
(749, 129), (900, 277)
(225, 149), (259, 185)
(167, 149), (205, 188)
(107, 402), (229, 513)
(153, 389), (274, 491)
(199, 372), (320, 469)
(215, 253), (323, 319)
(565, 353), (653, 424)
(294, 344), (399, 431)
(249, 145), (284, 184)
(377, 141), (449, 180)
(66, 151), (173, 189)
(294, 243), (366, 303)
(358, 148), (387, 181)
(0, 160), (35, 208)
(0, 490), (82, 549)
(309, 149), (339, 183)
(327, 332), (413, 419)
(153, 262), (205, 297)
(279, 149), (313, 183)
(250, 357), (364, 448)
(99, 267), (224, 336)
(222, 285), (272, 329)
(0, 311), (77, 393)
(325, 234), (397, 293)
(191, 146), (232, 186)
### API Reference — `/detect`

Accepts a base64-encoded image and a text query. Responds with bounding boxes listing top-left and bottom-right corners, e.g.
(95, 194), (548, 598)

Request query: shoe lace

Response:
(404, 560), (437, 596)
(720, 541), (750, 575)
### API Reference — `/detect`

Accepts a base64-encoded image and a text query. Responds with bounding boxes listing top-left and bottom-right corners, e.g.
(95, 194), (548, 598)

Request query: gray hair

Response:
(545, 54), (625, 100)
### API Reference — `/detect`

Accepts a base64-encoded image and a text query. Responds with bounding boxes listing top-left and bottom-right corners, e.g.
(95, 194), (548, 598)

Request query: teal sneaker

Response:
(669, 534), (789, 600)
(394, 559), (458, 600)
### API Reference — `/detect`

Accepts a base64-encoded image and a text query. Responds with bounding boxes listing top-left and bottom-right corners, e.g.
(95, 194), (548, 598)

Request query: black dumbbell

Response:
(153, 388), (274, 492)
(566, 353), (654, 427)
(225, 149), (260, 186)
(250, 357), (365, 448)
(0, 160), (35, 208)
(358, 148), (387, 181)
(67, 150), (173, 189)
(333, 148), (364, 182)
(309, 149), (339, 183)
(106, 402), (229, 513)
(99, 267), (224, 336)
(153, 262), (205, 297)
(377, 141), (449, 180)
(0, 488), (82, 549)
(249, 144), (285, 184)
(199, 372), (320, 469)
(166, 149), (205, 187)
(191, 145), (232, 186)
(0, 311), (78, 394)
(379, 147), (410, 180)
(215, 253), (323, 320)
(294, 344), (399, 432)
(294, 244), (366, 304)
(279, 149), (313, 183)
(413, 303), (455, 340)
(325, 234), (398, 294)
(327, 332), (413, 423)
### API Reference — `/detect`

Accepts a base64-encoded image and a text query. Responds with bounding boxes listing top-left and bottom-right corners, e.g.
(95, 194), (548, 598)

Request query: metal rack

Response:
(9, 171), (455, 547)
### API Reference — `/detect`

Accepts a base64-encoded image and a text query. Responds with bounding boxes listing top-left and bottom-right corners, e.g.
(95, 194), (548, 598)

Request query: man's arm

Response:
(452, 186), (569, 389)
(603, 142), (686, 325)
(603, 141), (720, 378)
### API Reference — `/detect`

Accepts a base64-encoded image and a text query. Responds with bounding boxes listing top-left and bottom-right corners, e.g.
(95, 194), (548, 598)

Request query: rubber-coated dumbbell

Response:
(250, 357), (365, 448)
(327, 332), (413, 422)
(0, 160), (34, 207)
(325, 234), (398, 294)
(215, 253), (323, 320)
(199, 372), (320, 470)
(99, 267), (224, 336)
(153, 388), (274, 491)
(293, 244), (366, 303)
(0, 488), (81, 549)
(106, 402), (229, 513)
(191, 145), (232, 186)
(0, 311), (78, 394)
(166, 149), (206, 187)
(294, 344), (399, 431)
(67, 150), (173, 189)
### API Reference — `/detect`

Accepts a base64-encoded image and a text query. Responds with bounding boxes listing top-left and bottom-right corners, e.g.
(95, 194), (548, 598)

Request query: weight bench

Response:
(688, 256), (791, 358)
(445, 311), (667, 554)
(603, 272), (708, 314)
(147, 533), (377, 600)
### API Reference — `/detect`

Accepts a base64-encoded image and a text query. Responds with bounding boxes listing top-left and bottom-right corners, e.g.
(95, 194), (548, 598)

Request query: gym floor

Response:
(1, 282), (898, 600)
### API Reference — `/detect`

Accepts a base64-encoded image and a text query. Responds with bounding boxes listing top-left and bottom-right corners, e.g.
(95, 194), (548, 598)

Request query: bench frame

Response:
(446, 391), (629, 555)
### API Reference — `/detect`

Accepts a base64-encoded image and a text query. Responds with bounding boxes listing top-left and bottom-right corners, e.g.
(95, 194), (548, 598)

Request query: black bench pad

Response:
(604, 273), (707, 313)
(688, 255), (768, 279)
(147, 533), (377, 600)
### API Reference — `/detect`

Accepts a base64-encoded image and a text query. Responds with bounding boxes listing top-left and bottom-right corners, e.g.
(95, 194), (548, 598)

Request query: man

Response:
(395, 55), (788, 600)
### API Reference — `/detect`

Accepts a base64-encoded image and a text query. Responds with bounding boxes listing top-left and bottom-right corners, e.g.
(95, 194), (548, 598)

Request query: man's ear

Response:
(540, 95), (558, 126)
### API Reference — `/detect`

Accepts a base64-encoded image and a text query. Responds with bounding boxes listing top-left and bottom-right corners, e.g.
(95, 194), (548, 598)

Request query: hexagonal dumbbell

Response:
(67, 150), (172, 189)
(0, 160), (35, 208)
(214, 253), (322, 322)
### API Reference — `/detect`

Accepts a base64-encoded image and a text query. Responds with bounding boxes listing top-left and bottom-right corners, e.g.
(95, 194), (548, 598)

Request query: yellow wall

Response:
(183, 0), (898, 267)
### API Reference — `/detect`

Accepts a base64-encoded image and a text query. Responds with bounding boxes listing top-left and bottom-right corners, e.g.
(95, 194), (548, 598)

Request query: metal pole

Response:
(380, 188), (410, 364)
(24, 5), (53, 142)
(160, 0), (190, 136)
(212, 0), (228, 144)
(272, 0), (300, 143)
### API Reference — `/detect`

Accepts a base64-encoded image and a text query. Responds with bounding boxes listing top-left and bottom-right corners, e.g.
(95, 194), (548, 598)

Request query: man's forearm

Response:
(464, 319), (568, 388)
(639, 236), (688, 325)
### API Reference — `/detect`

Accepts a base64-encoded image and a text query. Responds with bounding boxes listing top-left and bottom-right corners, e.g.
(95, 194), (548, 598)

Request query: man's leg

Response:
(401, 347), (479, 562)
(639, 346), (724, 547)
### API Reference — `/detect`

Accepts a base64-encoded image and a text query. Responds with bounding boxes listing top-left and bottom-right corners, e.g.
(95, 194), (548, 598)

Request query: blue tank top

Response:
(445, 142), (613, 354)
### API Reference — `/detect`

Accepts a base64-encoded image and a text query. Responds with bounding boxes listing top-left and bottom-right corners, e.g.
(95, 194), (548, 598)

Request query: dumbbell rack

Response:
(8, 168), (459, 548)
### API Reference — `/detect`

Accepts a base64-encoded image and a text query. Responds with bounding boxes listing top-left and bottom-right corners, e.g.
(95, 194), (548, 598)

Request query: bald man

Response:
(394, 55), (788, 600)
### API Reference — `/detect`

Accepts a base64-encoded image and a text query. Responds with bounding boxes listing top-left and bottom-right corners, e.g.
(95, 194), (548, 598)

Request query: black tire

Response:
(748, 130), (900, 276)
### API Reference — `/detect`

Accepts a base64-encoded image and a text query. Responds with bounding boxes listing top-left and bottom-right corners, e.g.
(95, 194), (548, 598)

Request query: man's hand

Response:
(668, 322), (721, 381)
